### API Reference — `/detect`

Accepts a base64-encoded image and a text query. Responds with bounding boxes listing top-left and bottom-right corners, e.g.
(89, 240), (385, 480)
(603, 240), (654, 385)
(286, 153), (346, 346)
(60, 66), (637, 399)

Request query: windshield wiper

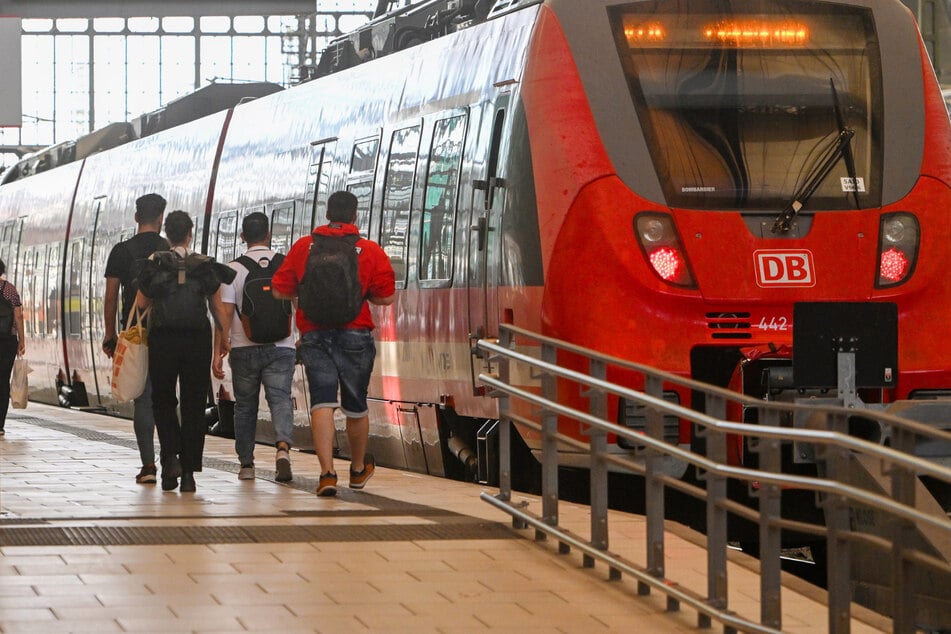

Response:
(772, 79), (859, 234)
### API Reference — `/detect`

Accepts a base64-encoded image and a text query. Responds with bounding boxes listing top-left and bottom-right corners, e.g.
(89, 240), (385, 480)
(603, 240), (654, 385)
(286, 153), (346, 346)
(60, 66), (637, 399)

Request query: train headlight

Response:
(876, 212), (919, 287)
(634, 212), (696, 288)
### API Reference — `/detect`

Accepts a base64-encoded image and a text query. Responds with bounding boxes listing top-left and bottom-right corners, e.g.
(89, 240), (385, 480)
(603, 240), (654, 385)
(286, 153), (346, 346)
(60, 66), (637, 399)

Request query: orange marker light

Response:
(703, 21), (809, 47)
(624, 22), (666, 44)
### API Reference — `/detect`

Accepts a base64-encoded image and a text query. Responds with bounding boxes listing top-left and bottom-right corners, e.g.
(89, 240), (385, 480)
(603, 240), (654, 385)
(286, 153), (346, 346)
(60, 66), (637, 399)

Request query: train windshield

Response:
(610, 0), (883, 211)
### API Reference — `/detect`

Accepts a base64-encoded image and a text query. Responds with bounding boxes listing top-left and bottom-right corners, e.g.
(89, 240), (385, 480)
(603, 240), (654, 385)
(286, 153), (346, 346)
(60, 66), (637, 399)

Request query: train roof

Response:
(310, 0), (540, 79)
(1, 81), (284, 186)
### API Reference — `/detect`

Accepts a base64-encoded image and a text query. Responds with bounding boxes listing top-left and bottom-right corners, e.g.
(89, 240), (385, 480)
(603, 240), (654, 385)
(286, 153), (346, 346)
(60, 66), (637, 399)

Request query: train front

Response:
(519, 0), (951, 452)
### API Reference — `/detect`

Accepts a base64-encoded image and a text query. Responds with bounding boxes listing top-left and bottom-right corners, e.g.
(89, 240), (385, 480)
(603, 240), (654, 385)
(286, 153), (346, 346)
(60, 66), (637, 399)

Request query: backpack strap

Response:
(234, 255), (257, 272)
(234, 252), (284, 270)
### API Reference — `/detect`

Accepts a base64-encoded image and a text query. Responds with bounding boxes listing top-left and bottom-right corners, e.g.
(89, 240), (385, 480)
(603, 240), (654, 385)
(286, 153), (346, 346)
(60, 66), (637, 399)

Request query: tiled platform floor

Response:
(0, 403), (889, 633)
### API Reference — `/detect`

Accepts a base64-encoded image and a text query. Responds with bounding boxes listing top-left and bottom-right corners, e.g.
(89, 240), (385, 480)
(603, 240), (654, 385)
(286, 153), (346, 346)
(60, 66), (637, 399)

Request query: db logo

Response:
(754, 250), (816, 287)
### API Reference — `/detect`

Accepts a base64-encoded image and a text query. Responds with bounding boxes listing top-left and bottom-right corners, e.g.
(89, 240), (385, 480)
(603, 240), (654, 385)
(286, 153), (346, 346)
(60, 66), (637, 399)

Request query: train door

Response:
(86, 198), (111, 404)
(305, 139), (337, 235)
(63, 237), (91, 406)
(467, 95), (509, 395)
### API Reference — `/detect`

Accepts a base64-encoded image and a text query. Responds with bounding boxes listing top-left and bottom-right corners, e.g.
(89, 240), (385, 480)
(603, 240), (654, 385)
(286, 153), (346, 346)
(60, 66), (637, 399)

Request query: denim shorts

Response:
(299, 328), (376, 417)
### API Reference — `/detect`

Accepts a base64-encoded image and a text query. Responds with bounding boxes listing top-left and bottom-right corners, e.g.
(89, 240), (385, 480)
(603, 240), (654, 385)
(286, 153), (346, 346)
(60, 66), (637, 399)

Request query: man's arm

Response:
(366, 243), (397, 307)
(208, 289), (229, 333)
(102, 276), (121, 358)
(212, 291), (235, 380)
(367, 294), (395, 306)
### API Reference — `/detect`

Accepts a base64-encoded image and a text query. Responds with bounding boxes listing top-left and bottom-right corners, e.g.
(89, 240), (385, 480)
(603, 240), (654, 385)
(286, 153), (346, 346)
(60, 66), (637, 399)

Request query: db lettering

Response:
(754, 250), (815, 287)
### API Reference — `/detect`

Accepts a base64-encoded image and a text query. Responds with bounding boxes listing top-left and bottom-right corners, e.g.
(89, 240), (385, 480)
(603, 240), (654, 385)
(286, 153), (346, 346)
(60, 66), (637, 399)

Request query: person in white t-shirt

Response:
(213, 212), (296, 483)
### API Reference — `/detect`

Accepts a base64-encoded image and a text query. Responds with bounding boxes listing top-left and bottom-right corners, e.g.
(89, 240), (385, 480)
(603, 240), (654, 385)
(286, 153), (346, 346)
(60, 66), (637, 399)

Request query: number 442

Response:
(756, 316), (790, 331)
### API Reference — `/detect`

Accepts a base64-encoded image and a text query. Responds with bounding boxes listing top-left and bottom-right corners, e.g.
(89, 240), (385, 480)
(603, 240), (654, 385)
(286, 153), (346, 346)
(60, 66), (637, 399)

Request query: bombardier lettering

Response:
(754, 250), (816, 287)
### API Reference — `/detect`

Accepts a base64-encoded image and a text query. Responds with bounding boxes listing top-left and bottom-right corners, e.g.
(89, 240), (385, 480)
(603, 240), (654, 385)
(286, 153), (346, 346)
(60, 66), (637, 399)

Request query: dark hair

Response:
(0, 258), (6, 277)
(326, 190), (358, 223)
(164, 210), (194, 245)
(241, 212), (270, 243)
(135, 193), (166, 224)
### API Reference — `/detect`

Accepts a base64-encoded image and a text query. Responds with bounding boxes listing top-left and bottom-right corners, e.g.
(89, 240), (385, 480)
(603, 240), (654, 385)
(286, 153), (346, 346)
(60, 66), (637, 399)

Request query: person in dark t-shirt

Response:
(103, 193), (169, 484)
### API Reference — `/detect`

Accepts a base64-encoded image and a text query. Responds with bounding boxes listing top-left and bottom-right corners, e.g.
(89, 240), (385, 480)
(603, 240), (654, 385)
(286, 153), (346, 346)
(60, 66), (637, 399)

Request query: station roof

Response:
(0, 1), (317, 18)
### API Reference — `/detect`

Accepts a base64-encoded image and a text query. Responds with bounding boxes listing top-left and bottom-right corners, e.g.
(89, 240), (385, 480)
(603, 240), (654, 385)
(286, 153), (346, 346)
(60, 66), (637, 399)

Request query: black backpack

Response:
(234, 253), (292, 343)
(298, 233), (364, 327)
(0, 282), (13, 338)
(147, 252), (211, 331)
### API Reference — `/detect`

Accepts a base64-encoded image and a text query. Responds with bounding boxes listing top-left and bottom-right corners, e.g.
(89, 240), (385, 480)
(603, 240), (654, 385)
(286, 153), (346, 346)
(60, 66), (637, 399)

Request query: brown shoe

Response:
(316, 472), (338, 497)
(349, 454), (375, 490)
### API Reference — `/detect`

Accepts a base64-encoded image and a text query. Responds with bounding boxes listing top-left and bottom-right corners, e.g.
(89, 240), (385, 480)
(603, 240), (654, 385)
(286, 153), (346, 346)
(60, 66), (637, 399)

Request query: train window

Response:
(307, 141), (336, 233)
(381, 125), (421, 286)
(420, 113), (467, 282)
(350, 137), (379, 173)
(269, 202), (294, 254)
(348, 136), (380, 235)
(347, 181), (373, 235)
(45, 244), (60, 336)
(67, 240), (83, 336)
(215, 212), (238, 262)
(0, 220), (17, 273)
(610, 1), (883, 211)
(21, 248), (35, 336)
(9, 219), (22, 286)
(35, 248), (47, 335)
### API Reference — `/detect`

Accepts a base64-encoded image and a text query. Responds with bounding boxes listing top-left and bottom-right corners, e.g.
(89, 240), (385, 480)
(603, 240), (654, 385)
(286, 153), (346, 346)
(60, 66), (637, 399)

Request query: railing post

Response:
(643, 374), (674, 605)
(539, 342), (559, 543)
(825, 411), (852, 634)
(703, 394), (729, 629)
(496, 327), (513, 504)
(586, 359), (616, 577)
(890, 426), (917, 633)
(756, 408), (783, 630)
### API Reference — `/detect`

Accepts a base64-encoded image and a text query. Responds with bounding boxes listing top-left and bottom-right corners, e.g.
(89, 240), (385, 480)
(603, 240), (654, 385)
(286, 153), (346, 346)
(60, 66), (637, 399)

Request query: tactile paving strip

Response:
(0, 521), (514, 546)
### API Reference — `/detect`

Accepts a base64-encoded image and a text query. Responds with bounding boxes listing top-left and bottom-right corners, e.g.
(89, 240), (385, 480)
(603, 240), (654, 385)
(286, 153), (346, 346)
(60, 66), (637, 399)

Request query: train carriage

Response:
(1, 0), (950, 502)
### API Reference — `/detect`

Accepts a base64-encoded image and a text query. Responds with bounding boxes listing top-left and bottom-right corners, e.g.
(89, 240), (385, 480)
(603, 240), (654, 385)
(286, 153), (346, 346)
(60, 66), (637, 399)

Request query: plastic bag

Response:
(10, 357), (30, 409)
(111, 306), (149, 402)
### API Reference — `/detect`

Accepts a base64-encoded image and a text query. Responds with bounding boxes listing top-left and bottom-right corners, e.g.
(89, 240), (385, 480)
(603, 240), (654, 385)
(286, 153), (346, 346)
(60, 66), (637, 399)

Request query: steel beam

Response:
(0, 1), (317, 18)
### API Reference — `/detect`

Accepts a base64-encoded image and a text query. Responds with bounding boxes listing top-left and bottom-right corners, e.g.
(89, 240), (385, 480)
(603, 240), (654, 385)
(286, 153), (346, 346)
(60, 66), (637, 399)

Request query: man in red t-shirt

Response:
(272, 191), (395, 496)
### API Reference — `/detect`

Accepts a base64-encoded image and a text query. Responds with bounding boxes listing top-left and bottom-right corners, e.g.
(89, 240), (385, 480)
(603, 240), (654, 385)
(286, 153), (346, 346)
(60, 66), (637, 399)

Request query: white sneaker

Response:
(275, 448), (292, 482)
(238, 465), (255, 480)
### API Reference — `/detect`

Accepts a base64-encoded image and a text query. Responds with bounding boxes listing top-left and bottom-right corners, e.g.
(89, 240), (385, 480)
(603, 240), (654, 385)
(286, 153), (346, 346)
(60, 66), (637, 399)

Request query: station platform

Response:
(0, 404), (890, 633)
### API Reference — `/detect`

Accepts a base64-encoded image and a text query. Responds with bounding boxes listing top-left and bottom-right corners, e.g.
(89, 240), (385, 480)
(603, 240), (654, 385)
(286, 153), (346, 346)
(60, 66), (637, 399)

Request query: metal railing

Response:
(477, 324), (951, 633)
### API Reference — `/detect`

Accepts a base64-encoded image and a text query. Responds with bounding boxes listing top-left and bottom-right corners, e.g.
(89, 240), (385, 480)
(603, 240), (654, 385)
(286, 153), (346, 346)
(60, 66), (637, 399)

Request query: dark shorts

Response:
(299, 328), (376, 417)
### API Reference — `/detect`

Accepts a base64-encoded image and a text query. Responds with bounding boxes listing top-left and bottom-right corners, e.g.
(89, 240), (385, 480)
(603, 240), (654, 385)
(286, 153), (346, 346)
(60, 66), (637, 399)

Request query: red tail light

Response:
(879, 248), (909, 283)
(635, 212), (696, 288)
(876, 213), (918, 287)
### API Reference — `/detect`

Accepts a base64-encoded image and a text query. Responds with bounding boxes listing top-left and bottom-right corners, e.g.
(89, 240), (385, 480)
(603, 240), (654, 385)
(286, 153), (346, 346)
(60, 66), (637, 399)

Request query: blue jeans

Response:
(299, 329), (375, 417)
(132, 374), (156, 466)
(229, 344), (296, 466)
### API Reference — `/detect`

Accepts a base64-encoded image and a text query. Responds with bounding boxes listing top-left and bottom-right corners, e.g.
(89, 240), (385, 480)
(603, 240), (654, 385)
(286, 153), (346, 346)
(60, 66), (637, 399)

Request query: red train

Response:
(1, 0), (949, 488)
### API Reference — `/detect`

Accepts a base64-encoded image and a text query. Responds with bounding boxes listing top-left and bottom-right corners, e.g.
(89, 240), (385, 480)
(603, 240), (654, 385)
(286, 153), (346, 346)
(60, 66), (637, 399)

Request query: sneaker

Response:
(349, 454), (375, 490)
(135, 464), (157, 484)
(275, 449), (292, 482)
(238, 465), (255, 480)
(316, 472), (338, 497)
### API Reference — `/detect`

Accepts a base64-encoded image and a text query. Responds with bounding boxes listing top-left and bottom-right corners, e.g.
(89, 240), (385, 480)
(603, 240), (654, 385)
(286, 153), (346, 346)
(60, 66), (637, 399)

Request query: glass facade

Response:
(0, 2), (377, 175)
